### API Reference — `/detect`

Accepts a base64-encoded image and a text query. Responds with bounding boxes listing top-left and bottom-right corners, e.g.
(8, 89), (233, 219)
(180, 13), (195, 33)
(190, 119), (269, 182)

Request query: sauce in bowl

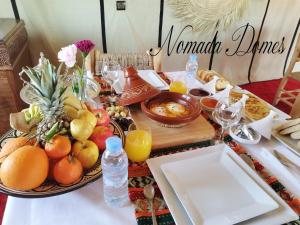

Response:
(200, 97), (218, 111)
(189, 88), (210, 100)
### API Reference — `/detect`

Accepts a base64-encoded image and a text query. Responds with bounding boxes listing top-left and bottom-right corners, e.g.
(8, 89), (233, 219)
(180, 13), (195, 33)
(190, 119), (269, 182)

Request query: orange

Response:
(0, 145), (49, 191)
(0, 137), (35, 163)
(45, 135), (71, 159)
(53, 155), (83, 185)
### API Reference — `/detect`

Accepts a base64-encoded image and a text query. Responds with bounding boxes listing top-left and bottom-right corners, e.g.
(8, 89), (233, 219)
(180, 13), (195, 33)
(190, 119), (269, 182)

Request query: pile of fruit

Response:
(0, 56), (114, 191)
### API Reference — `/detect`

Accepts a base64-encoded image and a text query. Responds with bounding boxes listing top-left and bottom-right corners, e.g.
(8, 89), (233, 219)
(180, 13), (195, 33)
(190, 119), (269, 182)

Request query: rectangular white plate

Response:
(147, 144), (298, 225)
(231, 88), (290, 121)
(160, 148), (278, 225)
(113, 70), (169, 94)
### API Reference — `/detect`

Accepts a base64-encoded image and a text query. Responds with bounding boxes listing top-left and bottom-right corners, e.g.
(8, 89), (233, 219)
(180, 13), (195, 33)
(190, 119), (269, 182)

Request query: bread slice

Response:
(280, 124), (300, 135)
(277, 118), (300, 131)
(290, 130), (300, 139)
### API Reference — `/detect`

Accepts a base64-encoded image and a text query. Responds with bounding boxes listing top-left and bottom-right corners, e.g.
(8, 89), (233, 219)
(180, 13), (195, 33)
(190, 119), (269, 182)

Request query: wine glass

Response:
(212, 98), (243, 142)
(101, 59), (121, 102)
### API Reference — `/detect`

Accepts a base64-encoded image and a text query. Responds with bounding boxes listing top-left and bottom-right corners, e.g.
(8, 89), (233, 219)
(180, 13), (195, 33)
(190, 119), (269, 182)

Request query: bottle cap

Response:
(105, 136), (122, 154)
(189, 54), (197, 61)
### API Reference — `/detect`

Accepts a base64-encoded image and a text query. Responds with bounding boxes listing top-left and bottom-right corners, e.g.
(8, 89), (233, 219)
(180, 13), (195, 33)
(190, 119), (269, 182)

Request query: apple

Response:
(70, 119), (94, 141)
(89, 126), (113, 152)
(72, 140), (99, 169)
(93, 109), (110, 126)
(77, 109), (97, 127)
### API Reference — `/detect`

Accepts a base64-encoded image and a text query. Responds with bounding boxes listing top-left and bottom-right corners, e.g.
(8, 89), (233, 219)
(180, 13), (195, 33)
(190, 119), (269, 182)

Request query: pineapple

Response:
(19, 53), (69, 143)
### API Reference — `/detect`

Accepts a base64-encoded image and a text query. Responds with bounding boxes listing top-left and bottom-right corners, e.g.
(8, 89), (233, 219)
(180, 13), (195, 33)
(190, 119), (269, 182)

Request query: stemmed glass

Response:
(212, 98), (243, 143)
(101, 59), (121, 102)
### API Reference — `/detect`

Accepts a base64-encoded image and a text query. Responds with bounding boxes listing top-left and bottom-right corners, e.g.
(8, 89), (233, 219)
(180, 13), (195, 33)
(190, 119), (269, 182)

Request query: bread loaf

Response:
(216, 79), (230, 90)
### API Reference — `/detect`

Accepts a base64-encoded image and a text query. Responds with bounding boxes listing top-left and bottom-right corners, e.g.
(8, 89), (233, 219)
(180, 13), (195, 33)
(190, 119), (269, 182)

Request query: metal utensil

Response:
(273, 150), (300, 174)
(143, 184), (158, 225)
(240, 154), (256, 170)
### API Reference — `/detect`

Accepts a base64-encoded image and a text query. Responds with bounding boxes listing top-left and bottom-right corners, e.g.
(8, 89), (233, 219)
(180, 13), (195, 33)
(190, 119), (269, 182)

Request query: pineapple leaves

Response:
(23, 67), (41, 90)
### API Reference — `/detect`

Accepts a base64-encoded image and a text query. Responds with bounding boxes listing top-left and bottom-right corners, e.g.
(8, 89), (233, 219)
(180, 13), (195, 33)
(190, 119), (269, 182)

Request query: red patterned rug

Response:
(0, 78), (299, 224)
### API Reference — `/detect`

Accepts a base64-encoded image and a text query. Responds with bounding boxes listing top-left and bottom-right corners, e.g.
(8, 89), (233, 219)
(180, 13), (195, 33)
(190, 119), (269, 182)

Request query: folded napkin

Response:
(202, 76), (219, 95)
(249, 110), (277, 139)
(212, 84), (233, 101)
(114, 70), (168, 94)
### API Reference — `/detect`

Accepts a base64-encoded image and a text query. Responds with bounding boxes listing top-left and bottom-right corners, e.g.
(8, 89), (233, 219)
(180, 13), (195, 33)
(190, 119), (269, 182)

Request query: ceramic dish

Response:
(0, 120), (125, 198)
(161, 148), (278, 225)
(146, 144), (298, 225)
(230, 88), (290, 121)
(188, 88), (210, 100)
(141, 91), (201, 127)
(119, 67), (161, 106)
(199, 96), (218, 112)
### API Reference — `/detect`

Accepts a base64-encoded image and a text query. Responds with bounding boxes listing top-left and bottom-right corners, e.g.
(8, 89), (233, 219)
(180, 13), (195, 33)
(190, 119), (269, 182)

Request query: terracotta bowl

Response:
(141, 91), (201, 127)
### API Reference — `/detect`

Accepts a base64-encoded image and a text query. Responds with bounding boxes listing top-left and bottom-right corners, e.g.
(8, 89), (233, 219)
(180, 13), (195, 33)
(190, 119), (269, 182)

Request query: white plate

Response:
(113, 70), (169, 94)
(232, 88), (290, 121)
(147, 144), (298, 225)
(161, 148), (278, 225)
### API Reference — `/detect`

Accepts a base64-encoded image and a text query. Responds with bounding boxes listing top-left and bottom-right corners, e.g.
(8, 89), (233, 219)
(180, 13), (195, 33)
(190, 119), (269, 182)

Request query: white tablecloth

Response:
(2, 179), (136, 225)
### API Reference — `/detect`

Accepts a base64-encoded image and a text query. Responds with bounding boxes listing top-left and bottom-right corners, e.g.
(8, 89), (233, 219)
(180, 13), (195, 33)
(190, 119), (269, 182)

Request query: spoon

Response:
(143, 184), (158, 225)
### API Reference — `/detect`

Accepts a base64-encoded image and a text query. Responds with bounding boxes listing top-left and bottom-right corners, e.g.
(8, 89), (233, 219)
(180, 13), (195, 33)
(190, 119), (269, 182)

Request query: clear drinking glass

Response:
(125, 125), (152, 162)
(101, 59), (121, 100)
(212, 98), (243, 142)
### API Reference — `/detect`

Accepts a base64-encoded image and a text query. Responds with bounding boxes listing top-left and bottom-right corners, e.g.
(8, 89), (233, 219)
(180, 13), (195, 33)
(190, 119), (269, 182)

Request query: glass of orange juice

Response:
(169, 81), (187, 94)
(125, 126), (152, 162)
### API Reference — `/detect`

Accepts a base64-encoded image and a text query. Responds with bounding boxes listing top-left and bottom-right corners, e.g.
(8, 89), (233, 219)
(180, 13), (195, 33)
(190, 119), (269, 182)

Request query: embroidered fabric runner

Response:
(128, 134), (300, 225)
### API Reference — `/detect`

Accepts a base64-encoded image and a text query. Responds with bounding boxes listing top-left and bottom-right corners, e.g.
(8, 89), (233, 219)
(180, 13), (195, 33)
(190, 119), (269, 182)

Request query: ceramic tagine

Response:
(119, 66), (160, 106)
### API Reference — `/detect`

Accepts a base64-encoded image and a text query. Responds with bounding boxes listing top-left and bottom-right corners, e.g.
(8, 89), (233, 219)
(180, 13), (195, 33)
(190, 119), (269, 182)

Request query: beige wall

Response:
(0, 0), (300, 84)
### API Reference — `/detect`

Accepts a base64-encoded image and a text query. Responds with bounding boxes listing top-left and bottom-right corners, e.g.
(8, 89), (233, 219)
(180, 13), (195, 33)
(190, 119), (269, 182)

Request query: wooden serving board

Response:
(129, 106), (215, 151)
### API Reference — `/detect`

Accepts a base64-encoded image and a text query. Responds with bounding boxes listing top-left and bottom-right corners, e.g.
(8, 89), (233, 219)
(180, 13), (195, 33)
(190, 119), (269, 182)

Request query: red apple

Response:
(92, 109), (110, 126)
(89, 126), (113, 152)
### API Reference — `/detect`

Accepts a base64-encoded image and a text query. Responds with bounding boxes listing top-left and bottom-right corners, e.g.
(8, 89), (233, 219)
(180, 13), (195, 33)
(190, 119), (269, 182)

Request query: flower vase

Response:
(72, 74), (89, 102)
(71, 73), (101, 108)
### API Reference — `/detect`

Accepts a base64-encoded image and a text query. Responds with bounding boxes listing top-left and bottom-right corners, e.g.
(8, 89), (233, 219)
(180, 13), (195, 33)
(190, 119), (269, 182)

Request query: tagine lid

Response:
(119, 66), (161, 106)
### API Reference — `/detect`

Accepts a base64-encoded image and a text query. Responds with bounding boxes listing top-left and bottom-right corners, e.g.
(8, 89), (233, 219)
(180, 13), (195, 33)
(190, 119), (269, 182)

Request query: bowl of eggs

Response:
(141, 91), (201, 127)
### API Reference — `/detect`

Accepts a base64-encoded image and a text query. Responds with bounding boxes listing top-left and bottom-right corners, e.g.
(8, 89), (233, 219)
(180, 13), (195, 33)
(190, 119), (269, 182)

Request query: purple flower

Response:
(74, 40), (95, 56)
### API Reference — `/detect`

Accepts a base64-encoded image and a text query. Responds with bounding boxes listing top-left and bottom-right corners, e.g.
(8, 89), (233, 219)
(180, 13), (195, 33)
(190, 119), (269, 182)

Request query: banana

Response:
(64, 96), (87, 110)
(22, 105), (43, 123)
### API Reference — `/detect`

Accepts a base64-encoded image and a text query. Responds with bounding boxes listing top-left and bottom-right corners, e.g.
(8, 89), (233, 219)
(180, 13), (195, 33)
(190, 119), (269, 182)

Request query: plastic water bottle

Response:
(186, 54), (199, 78)
(102, 136), (129, 207)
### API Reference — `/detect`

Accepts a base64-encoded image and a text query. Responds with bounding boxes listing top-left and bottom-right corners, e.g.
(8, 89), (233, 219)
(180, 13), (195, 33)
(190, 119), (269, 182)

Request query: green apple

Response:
(78, 109), (97, 127)
(72, 140), (99, 169)
(70, 119), (94, 141)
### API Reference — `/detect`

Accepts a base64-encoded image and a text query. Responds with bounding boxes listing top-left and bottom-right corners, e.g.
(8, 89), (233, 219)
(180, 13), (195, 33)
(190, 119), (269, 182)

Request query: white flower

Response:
(57, 44), (77, 68)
